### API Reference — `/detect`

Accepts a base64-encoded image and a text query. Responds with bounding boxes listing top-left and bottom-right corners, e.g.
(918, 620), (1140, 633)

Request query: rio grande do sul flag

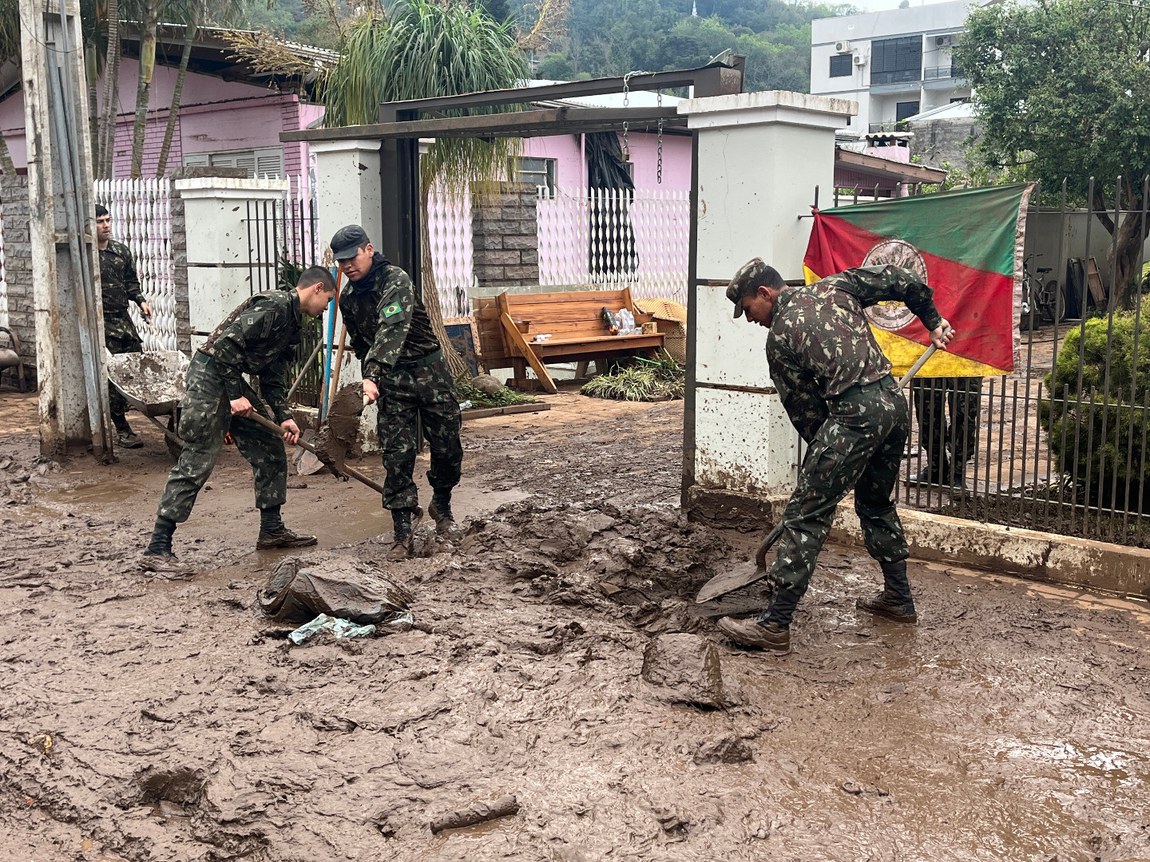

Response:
(802, 183), (1034, 377)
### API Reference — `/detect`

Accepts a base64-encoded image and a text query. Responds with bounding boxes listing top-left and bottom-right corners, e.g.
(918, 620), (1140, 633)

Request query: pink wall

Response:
(0, 58), (319, 178)
(523, 131), (692, 193)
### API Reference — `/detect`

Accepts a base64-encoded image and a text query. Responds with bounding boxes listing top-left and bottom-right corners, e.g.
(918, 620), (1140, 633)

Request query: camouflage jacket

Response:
(99, 240), (144, 318)
(339, 253), (441, 382)
(197, 290), (303, 422)
(767, 265), (943, 442)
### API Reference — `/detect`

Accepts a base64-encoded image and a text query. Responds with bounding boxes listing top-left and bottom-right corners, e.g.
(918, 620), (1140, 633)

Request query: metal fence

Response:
(897, 176), (1150, 547)
(243, 176), (325, 407)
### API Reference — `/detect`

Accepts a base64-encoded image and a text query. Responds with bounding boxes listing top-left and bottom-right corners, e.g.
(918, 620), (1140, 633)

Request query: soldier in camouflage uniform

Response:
(717, 259), (954, 655)
(140, 266), (337, 574)
(96, 205), (152, 449)
(330, 224), (463, 561)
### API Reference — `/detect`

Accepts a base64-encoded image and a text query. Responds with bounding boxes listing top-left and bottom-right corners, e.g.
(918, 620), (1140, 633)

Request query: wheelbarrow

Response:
(106, 349), (190, 459)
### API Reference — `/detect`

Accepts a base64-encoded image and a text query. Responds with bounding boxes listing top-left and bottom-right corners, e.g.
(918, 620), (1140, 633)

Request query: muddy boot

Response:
(856, 560), (918, 624)
(114, 417), (143, 449)
(716, 617), (791, 654)
(388, 508), (415, 561)
(257, 527), (318, 550)
(427, 491), (460, 537)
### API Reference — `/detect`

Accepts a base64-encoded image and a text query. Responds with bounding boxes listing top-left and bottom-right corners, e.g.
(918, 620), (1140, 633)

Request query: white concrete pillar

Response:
(311, 139), (383, 259)
(681, 91), (855, 496)
(175, 177), (290, 351)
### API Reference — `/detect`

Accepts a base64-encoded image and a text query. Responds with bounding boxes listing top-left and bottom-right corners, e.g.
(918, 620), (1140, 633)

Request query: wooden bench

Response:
(474, 288), (665, 393)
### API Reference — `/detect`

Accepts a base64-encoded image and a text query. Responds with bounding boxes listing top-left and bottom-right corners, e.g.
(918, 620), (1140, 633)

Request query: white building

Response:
(810, 0), (974, 134)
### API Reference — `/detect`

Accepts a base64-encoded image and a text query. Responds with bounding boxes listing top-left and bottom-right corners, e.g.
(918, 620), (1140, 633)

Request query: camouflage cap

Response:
(727, 257), (769, 318)
(330, 224), (370, 260)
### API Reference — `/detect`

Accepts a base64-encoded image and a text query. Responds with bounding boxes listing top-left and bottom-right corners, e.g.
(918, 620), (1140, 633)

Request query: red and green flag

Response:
(802, 183), (1033, 377)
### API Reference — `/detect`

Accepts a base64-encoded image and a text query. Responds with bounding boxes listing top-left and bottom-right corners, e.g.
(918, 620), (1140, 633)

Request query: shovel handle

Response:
(245, 411), (385, 496)
(754, 522), (785, 569)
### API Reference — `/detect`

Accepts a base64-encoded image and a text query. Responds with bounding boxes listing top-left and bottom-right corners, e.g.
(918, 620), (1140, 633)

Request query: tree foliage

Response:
(956, 0), (1150, 307)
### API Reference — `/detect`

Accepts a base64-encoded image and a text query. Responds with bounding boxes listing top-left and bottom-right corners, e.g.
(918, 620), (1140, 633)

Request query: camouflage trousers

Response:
(912, 377), (983, 468)
(105, 319), (142, 430)
(377, 353), (462, 510)
(769, 375), (909, 604)
(156, 353), (287, 523)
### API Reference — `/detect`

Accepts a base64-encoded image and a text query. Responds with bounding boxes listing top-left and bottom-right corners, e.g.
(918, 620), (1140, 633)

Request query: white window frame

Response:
(515, 156), (557, 198)
(183, 147), (284, 178)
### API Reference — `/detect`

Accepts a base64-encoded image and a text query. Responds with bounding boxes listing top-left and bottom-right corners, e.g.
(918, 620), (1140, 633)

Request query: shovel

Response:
(695, 340), (942, 605)
(247, 410), (386, 495)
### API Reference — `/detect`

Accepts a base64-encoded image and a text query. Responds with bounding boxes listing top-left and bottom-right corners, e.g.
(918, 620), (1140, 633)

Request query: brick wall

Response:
(472, 182), (539, 288)
(0, 175), (34, 373)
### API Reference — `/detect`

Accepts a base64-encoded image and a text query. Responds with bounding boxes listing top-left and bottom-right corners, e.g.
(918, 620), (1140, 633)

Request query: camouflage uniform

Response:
(340, 253), (462, 511)
(156, 290), (302, 523)
(100, 240), (145, 429)
(911, 376), (983, 479)
(761, 265), (942, 622)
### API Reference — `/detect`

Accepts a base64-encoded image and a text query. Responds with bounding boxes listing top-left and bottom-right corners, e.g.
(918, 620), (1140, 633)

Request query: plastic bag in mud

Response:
(258, 557), (414, 629)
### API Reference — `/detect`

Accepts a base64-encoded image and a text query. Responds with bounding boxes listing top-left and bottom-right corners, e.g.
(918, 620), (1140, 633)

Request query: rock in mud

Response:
(641, 633), (726, 709)
(693, 734), (754, 765)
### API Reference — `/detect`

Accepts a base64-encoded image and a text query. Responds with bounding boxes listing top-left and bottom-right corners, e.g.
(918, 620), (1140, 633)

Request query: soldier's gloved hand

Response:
(279, 418), (301, 445)
(230, 396), (254, 417)
(362, 378), (380, 405)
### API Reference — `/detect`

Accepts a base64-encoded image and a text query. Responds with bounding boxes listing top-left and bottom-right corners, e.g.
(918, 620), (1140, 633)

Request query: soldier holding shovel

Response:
(717, 260), (954, 655)
(139, 266), (337, 574)
(329, 225), (463, 561)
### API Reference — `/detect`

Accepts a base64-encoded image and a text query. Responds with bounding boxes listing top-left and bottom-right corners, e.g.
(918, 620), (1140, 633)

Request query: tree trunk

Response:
(97, 0), (119, 180)
(419, 183), (469, 380)
(156, 15), (198, 178)
(130, 3), (159, 178)
(0, 133), (16, 175)
(103, 49), (121, 179)
(1109, 208), (1148, 310)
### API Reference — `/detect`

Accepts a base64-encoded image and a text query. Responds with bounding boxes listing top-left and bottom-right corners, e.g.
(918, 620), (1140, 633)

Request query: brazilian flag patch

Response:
(382, 302), (404, 319)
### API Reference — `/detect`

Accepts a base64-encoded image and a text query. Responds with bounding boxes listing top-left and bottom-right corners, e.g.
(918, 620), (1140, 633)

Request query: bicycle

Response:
(1020, 254), (1065, 331)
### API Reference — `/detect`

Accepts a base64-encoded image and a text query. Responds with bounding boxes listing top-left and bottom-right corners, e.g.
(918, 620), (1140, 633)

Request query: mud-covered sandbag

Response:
(258, 556), (414, 625)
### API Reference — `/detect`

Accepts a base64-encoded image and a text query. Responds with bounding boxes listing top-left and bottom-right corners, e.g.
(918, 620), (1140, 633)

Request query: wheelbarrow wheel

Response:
(164, 412), (183, 461)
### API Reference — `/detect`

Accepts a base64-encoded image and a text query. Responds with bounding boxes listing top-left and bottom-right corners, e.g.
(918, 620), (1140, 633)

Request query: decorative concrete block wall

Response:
(0, 174), (34, 370)
(472, 182), (539, 288)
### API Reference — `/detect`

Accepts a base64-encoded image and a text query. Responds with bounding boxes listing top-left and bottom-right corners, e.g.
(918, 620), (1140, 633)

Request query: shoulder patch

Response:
(382, 302), (404, 319)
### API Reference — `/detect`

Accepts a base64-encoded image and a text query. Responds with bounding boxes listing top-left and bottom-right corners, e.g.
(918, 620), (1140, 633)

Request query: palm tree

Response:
(321, 0), (530, 378)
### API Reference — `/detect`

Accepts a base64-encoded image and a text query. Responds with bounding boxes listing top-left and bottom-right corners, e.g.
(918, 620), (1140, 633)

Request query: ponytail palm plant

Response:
(321, 0), (529, 378)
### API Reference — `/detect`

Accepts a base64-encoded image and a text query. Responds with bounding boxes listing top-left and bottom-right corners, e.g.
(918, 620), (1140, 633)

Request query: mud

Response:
(105, 351), (190, 412)
(0, 388), (1148, 862)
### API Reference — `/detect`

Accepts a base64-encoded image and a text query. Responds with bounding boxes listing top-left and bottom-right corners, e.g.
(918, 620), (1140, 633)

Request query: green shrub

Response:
(580, 354), (684, 402)
(1042, 298), (1150, 505)
(453, 375), (536, 409)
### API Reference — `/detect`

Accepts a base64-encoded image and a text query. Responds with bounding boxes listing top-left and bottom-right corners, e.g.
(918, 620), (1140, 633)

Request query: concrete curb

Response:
(685, 486), (1150, 600)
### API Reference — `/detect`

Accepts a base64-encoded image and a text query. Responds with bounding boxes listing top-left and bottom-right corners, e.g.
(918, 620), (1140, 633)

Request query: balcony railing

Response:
(870, 69), (921, 86)
(924, 64), (964, 81)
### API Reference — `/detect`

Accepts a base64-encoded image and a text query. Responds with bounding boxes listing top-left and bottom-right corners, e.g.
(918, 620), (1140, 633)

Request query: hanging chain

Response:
(621, 71), (633, 162)
(656, 89), (664, 185)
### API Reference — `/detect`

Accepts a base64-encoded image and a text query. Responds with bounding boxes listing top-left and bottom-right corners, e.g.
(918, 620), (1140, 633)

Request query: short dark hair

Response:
(95, 204), (109, 218)
(297, 265), (336, 293)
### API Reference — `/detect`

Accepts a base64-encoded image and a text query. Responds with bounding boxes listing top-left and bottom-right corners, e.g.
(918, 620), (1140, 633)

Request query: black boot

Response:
(856, 560), (918, 624)
(428, 491), (459, 537)
(388, 508), (414, 561)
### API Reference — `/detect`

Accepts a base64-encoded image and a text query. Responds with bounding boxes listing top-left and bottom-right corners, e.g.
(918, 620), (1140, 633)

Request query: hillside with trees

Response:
(240, 0), (860, 93)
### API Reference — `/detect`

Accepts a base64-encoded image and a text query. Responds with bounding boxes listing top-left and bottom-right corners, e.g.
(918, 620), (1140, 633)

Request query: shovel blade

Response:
(695, 559), (769, 604)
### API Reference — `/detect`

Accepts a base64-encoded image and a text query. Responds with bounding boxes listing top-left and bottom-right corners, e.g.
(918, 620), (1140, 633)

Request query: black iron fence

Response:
(243, 183), (327, 408)
(896, 176), (1150, 547)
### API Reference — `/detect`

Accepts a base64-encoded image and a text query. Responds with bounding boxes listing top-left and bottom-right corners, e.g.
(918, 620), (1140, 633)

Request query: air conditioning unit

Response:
(935, 34), (953, 47)
(853, 53), (866, 66)
(834, 40), (851, 53)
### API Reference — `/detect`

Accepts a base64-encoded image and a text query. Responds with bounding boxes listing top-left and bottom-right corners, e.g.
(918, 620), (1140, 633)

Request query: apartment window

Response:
(515, 157), (557, 197)
(871, 36), (922, 86)
(183, 147), (284, 177)
(896, 101), (920, 122)
(829, 54), (852, 78)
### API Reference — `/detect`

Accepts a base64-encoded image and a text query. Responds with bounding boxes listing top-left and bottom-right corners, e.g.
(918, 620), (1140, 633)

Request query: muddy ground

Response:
(0, 387), (1147, 862)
